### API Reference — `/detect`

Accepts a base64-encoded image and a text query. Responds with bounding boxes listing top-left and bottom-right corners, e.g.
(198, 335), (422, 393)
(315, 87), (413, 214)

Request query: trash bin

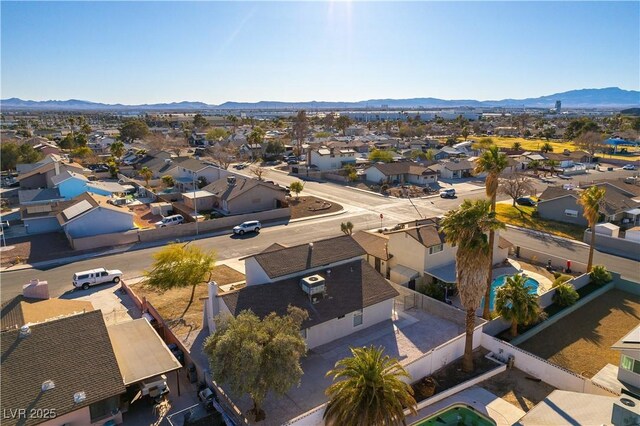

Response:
(187, 364), (197, 383)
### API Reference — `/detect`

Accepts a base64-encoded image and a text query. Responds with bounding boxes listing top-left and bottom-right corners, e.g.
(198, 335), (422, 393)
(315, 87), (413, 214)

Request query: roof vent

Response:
(19, 325), (31, 338)
(74, 391), (86, 403)
(42, 380), (55, 392)
(227, 175), (236, 186)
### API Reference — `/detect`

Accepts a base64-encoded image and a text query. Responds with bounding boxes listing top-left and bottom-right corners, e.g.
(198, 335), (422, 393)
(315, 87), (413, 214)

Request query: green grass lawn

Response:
(496, 203), (585, 240)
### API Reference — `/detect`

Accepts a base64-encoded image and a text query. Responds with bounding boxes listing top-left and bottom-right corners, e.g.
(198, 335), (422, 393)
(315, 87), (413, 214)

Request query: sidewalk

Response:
(0, 208), (347, 273)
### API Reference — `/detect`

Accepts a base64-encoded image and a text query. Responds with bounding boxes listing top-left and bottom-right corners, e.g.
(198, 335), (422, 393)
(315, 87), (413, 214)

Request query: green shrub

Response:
(552, 274), (572, 288)
(552, 282), (579, 307)
(590, 265), (612, 286)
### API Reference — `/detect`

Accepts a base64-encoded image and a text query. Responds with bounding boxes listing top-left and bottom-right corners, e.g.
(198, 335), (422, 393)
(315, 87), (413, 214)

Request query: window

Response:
(621, 355), (640, 374)
(353, 309), (363, 327)
(564, 209), (578, 218)
(101, 271), (108, 277)
(429, 244), (444, 255)
(90, 395), (120, 422)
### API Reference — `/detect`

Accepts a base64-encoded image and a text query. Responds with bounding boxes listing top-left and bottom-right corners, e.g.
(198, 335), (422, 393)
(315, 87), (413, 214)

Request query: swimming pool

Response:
(411, 403), (496, 426)
(482, 274), (539, 312)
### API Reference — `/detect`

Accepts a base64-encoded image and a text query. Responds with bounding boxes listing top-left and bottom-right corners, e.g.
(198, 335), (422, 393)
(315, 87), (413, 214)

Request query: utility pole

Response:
(193, 174), (199, 236)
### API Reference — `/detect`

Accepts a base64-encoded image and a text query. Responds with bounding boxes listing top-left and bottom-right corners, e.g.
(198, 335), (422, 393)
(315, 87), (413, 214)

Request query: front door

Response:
(374, 257), (381, 273)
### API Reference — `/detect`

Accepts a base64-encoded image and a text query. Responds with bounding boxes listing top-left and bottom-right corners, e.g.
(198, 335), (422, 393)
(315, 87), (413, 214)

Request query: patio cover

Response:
(626, 208), (640, 216)
(425, 262), (457, 284)
(390, 264), (420, 281)
(107, 318), (182, 386)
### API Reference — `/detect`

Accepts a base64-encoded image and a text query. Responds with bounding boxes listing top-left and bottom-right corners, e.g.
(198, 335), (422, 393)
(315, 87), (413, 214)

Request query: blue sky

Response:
(2, 1), (639, 104)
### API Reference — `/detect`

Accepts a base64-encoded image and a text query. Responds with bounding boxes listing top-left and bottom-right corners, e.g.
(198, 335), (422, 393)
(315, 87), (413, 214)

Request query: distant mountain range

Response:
(1, 87), (638, 111)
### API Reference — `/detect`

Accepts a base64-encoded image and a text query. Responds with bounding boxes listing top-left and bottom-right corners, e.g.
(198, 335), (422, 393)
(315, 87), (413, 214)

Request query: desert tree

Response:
(499, 172), (535, 206)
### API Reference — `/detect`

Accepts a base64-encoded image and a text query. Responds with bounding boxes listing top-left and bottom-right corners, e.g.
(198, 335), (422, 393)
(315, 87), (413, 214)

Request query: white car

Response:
(154, 214), (184, 228)
(622, 164), (637, 170)
(439, 188), (456, 198)
(233, 220), (261, 235)
(73, 268), (123, 290)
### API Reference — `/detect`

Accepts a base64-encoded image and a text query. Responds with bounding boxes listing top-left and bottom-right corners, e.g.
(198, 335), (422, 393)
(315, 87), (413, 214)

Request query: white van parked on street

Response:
(73, 268), (123, 290)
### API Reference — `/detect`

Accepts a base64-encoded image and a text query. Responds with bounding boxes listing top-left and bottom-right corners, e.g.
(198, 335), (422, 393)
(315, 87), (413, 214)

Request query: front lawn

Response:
(495, 203), (585, 240)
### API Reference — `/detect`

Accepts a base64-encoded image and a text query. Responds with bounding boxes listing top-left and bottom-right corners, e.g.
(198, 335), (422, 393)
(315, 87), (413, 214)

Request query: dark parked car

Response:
(516, 197), (537, 206)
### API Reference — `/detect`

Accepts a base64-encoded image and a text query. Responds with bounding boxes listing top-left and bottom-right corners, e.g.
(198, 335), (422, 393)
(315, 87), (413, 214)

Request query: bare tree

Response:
(574, 131), (605, 163)
(251, 166), (268, 181)
(499, 172), (535, 206)
(207, 145), (238, 170)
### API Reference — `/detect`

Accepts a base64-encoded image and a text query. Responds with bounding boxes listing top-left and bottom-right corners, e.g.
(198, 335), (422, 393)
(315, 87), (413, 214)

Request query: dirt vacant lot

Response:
(132, 265), (245, 347)
(518, 288), (640, 378)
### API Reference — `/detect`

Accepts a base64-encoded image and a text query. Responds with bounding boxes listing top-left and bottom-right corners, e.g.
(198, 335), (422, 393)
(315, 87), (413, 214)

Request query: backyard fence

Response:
(481, 334), (617, 397)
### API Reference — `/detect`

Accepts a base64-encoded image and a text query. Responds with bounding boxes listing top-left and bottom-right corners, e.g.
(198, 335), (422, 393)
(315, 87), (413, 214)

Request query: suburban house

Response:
(17, 154), (89, 190)
(33, 140), (61, 156)
(239, 143), (264, 160)
(1, 310), (127, 426)
(201, 175), (287, 215)
(189, 132), (208, 147)
(537, 182), (640, 227)
(88, 135), (116, 155)
(352, 230), (392, 279)
(208, 235), (399, 349)
(55, 193), (135, 239)
(611, 326), (640, 398)
(545, 150), (593, 165)
(309, 146), (358, 171)
(433, 159), (474, 179)
(165, 158), (230, 191)
(133, 151), (175, 178)
(384, 218), (511, 289)
(434, 146), (464, 160)
(364, 162), (438, 186)
(326, 140), (369, 154)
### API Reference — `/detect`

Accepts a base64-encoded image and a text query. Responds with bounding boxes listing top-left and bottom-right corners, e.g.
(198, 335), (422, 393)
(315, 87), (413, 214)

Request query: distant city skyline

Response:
(1, 1), (639, 104)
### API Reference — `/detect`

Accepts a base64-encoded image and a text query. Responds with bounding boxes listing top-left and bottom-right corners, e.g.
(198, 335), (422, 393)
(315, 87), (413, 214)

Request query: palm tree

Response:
(110, 140), (125, 159)
(440, 199), (504, 372)
(540, 142), (554, 153)
(578, 185), (606, 271)
(511, 141), (522, 150)
(473, 145), (508, 320)
(139, 166), (153, 187)
(324, 346), (417, 426)
(495, 274), (545, 337)
(528, 159), (541, 176)
(545, 159), (559, 176)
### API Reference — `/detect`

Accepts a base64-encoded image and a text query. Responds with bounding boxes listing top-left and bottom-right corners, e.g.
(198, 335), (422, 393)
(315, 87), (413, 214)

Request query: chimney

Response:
(207, 281), (219, 332)
(227, 175), (236, 186)
(23, 279), (50, 300)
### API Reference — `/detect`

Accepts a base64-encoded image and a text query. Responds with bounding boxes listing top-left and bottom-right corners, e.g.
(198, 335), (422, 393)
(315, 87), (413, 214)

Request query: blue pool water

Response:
(482, 274), (539, 311)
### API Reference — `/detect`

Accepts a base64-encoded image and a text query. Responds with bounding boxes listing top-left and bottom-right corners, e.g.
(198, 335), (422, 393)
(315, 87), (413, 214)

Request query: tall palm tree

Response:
(527, 159), (541, 176)
(324, 346), (417, 426)
(473, 145), (508, 320)
(440, 199), (504, 372)
(110, 140), (125, 159)
(495, 274), (545, 337)
(578, 185), (606, 271)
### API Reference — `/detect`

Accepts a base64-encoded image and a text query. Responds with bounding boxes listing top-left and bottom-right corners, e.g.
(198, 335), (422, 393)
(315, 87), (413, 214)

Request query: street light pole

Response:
(193, 174), (199, 236)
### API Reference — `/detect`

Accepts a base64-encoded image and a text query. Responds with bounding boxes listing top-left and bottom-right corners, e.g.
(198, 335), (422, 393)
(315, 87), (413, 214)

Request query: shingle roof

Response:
(176, 158), (211, 172)
(203, 177), (284, 203)
(538, 186), (576, 201)
(352, 231), (391, 260)
(1, 295), (94, 332)
(18, 188), (64, 204)
(1, 311), (126, 426)
(403, 225), (445, 248)
(251, 235), (366, 279)
(442, 159), (473, 171)
(221, 259), (399, 329)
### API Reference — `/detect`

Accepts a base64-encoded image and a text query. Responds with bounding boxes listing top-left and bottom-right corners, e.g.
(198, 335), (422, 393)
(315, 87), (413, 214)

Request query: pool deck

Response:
(405, 386), (526, 426)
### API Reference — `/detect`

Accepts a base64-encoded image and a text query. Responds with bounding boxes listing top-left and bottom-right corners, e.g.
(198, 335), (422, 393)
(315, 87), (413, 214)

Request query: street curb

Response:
(505, 224), (589, 246)
(0, 209), (350, 273)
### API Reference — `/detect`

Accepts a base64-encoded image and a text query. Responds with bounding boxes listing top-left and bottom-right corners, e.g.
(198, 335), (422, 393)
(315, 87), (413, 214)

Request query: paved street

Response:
(1, 166), (638, 303)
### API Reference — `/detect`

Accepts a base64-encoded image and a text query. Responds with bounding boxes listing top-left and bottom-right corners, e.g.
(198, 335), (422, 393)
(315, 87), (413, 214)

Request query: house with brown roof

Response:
(1, 311), (126, 426)
(209, 235), (398, 349)
(385, 218), (511, 288)
(352, 230), (392, 279)
(537, 183), (640, 227)
(17, 154), (89, 190)
(364, 162), (438, 186)
(165, 158), (230, 191)
(201, 175), (286, 215)
(432, 159), (474, 179)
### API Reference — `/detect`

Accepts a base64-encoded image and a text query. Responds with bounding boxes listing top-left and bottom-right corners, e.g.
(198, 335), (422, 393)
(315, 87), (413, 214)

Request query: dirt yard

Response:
(132, 265), (245, 347)
(288, 196), (342, 219)
(1, 232), (76, 267)
(518, 288), (640, 378)
(129, 204), (163, 229)
(479, 368), (555, 412)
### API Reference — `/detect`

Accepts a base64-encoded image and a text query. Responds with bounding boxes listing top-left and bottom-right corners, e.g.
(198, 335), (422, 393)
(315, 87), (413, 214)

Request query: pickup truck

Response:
(72, 268), (123, 290)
